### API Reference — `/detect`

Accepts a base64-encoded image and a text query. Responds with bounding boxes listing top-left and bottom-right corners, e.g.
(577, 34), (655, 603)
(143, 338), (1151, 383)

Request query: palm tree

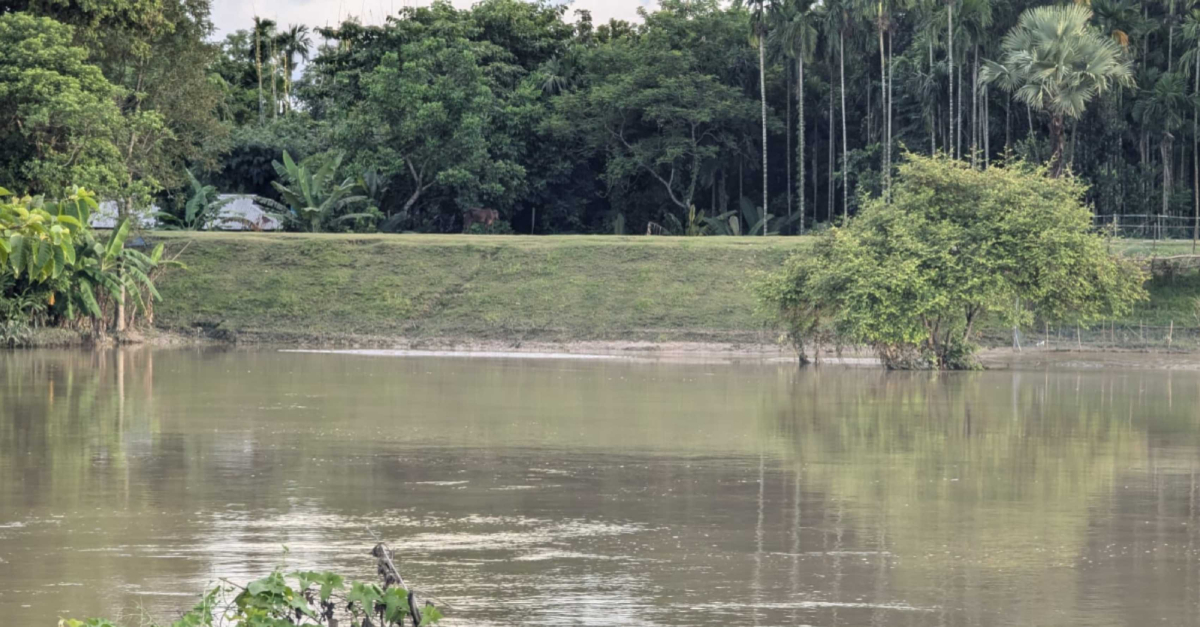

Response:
(864, 0), (893, 198)
(1183, 8), (1200, 250)
(750, 0), (775, 233)
(958, 0), (993, 168)
(910, 0), (943, 155)
(1133, 72), (1189, 239)
(278, 25), (312, 114)
(822, 0), (852, 221)
(772, 0), (818, 232)
(270, 32), (282, 119)
(981, 5), (1134, 177)
(946, 0), (956, 159)
(252, 17), (276, 125)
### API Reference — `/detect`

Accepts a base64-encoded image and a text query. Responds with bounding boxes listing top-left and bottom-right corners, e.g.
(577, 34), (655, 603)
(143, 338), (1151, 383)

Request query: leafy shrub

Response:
(2, 186), (178, 338)
(255, 151), (372, 232)
(466, 219), (514, 235)
(757, 155), (1148, 369)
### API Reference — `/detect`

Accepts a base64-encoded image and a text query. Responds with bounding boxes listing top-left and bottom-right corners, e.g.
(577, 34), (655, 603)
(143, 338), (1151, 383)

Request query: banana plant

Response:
(64, 218), (179, 321)
(256, 151), (370, 232)
(155, 169), (236, 230)
(1, 187), (91, 284)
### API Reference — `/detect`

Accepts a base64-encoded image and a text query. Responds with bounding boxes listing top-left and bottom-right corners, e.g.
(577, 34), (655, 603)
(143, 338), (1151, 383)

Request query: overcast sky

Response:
(210, 0), (655, 38)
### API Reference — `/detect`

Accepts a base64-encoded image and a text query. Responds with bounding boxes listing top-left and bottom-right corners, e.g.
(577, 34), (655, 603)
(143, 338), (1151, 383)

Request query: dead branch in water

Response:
(372, 543), (431, 627)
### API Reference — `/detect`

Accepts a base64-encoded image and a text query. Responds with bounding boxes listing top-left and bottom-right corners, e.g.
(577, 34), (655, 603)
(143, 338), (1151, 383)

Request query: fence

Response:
(1093, 214), (1200, 241)
(1003, 321), (1200, 351)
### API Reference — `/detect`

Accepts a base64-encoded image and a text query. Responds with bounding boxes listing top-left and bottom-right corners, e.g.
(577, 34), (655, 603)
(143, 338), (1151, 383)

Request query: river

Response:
(2, 349), (1199, 626)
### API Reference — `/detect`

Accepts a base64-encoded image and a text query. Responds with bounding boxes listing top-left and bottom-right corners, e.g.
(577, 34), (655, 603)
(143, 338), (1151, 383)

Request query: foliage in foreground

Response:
(60, 551), (443, 627)
(1, 187), (175, 344)
(756, 155), (1148, 369)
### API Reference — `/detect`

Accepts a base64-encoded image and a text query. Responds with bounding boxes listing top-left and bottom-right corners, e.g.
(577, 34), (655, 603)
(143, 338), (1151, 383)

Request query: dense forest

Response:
(1, 0), (1196, 234)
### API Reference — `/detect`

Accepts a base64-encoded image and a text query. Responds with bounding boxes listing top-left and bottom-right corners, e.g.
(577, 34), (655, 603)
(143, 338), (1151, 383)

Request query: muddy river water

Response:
(2, 348), (1200, 626)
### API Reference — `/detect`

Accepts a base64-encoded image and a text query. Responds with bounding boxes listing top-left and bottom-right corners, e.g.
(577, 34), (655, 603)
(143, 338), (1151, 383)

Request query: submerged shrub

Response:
(757, 155), (1148, 369)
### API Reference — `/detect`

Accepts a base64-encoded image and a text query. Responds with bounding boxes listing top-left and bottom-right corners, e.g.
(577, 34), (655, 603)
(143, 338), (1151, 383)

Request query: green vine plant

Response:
(58, 544), (443, 627)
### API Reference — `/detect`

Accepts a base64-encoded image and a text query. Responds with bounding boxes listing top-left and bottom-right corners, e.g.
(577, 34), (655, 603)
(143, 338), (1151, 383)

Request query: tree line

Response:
(0, 0), (1196, 234)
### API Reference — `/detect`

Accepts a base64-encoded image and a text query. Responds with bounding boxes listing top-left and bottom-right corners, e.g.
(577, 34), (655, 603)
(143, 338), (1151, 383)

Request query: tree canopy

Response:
(0, 0), (1199, 234)
(0, 13), (126, 195)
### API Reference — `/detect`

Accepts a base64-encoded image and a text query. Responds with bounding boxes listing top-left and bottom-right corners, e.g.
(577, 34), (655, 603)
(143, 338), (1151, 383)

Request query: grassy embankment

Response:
(151, 232), (1200, 347)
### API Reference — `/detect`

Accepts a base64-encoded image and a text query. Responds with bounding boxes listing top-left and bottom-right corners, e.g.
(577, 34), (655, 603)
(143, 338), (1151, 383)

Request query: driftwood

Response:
(371, 543), (430, 627)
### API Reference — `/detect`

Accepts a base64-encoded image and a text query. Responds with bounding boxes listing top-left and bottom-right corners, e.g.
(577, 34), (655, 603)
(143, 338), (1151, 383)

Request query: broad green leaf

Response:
(52, 244), (66, 278)
(8, 234), (25, 277)
(78, 281), (101, 316)
(105, 219), (131, 260)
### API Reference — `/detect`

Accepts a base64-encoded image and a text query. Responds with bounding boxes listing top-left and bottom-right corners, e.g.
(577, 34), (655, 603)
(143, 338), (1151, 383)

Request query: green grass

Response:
(152, 233), (801, 343)
(150, 232), (1200, 344)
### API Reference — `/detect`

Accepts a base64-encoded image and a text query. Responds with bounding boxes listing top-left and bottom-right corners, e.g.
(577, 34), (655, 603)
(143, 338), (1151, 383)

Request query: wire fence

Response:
(1093, 215), (1200, 241)
(1004, 321), (1200, 351)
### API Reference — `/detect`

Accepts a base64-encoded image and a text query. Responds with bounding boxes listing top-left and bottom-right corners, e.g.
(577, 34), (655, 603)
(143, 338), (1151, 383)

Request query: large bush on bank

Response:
(757, 155), (1148, 369)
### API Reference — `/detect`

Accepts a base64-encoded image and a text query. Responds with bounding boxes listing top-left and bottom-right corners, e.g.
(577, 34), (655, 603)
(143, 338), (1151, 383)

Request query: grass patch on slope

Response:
(153, 233), (798, 343)
(151, 233), (1200, 344)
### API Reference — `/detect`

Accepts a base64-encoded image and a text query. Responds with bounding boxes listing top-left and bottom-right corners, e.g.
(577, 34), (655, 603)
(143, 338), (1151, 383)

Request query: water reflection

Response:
(0, 350), (1198, 626)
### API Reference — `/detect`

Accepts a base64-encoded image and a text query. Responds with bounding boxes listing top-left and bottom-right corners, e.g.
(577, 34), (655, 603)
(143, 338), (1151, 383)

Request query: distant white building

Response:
(214, 194), (281, 231)
(89, 195), (282, 231)
(90, 201), (159, 229)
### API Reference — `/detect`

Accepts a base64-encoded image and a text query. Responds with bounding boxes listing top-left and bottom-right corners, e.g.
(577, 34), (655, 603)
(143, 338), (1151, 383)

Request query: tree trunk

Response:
(929, 36), (936, 155)
(270, 42), (278, 120)
(255, 29), (263, 124)
(1028, 105), (1039, 163)
(813, 134), (820, 224)
(828, 92), (834, 222)
(284, 58), (291, 114)
(1194, 48), (1199, 252)
(798, 55), (805, 233)
(1163, 133), (1174, 240)
(116, 280), (126, 334)
(1169, 0), (1176, 73)
(984, 86), (990, 168)
(760, 35), (769, 234)
(1005, 97), (1011, 157)
(972, 45), (979, 169)
(947, 0), (954, 160)
(1049, 114), (1067, 178)
(956, 48), (962, 160)
(879, 21), (888, 200)
(840, 30), (848, 222)
(787, 64), (793, 223)
(887, 27), (893, 200)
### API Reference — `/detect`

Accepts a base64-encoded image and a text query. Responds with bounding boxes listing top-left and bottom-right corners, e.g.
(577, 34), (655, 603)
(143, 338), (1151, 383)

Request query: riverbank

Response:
(151, 232), (799, 345)
(52, 232), (1200, 354)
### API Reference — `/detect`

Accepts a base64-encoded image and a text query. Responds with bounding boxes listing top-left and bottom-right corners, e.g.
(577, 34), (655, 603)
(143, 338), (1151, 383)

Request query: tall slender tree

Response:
(278, 25), (312, 114)
(1134, 72), (1189, 238)
(869, 0), (893, 198)
(750, 0), (773, 230)
(1184, 9), (1200, 250)
(774, 0), (818, 231)
(823, 0), (851, 220)
(252, 17), (276, 125)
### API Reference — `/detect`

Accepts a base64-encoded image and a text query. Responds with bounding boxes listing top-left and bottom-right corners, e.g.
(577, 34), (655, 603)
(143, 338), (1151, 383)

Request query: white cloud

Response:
(210, 0), (655, 38)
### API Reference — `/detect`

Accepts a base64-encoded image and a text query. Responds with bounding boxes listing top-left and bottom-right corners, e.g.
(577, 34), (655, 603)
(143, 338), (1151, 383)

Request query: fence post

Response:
(1076, 324), (1082, 350)
(1169, 320), (1174, 350)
